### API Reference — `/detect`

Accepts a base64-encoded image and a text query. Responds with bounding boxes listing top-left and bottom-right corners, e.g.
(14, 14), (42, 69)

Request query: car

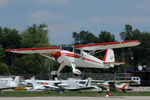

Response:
(130, 77), (141, 86)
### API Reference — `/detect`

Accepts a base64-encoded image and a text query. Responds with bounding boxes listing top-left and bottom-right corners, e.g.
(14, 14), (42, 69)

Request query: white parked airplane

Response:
(0, 76), (19, 93)
(30, 77), (100, 93)
(5, 40), (140, 74)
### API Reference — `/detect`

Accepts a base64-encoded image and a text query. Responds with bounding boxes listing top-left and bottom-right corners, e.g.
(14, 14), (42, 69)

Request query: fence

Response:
(0, 73), (133, 80)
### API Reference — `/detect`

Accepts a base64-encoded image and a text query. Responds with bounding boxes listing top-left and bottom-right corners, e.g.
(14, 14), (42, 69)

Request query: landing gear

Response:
(71, 63), (82, 74)
(106, 89), (111, 97)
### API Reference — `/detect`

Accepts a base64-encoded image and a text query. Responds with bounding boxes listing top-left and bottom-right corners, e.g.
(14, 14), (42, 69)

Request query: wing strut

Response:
(71, 63), (81, 74)
(40, 54), (55, 60)
(57, 62), (65, 74)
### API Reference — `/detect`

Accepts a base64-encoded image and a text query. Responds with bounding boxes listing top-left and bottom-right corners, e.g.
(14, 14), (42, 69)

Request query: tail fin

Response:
(14, 76), (20, 84)
(84, 78), (91, 87)
(31, 76), (38, 89)
(103, 49), (115, 67)
(103, 49), (125, 67)
(119, 83), (129, 90)
(9, 76), (20, 87)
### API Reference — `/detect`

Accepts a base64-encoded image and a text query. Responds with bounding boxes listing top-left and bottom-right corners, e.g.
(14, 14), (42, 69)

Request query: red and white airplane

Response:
(97, 81), (132, 92)
(5, 40), (140, 74)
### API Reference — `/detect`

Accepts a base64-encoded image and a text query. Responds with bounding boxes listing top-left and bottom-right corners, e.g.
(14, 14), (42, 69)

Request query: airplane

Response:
(97, 81), (132, 92)
(5, 40), (140, 74)
(0, 76), (19, 93)
(29, 77), (101, 93)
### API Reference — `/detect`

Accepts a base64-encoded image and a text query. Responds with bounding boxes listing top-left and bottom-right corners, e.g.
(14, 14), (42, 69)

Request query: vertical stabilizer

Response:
(31, 76), (38, 89)
(103, 49), (115, 67)
(84, 78), (91, 87)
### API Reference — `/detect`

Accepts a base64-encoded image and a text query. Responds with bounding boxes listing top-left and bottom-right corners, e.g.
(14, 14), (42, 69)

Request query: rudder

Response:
(103, 49), (115, 67)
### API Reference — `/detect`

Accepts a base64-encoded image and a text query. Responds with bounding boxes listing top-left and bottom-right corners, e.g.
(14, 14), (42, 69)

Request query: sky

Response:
(0, 0), (150, 45)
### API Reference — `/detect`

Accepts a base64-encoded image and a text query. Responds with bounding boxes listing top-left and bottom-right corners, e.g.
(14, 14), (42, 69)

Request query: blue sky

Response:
(0, 0), (150, 45)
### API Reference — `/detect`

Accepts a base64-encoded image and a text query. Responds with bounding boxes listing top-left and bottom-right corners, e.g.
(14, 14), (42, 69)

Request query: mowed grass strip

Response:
(0, 91), (150, 97)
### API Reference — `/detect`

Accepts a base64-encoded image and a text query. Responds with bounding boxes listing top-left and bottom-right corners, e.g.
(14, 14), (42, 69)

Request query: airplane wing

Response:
(74, 40), (140, 50)
(97, 84), (109, 90)
(65, 87), (95, 91)
(5, 47), (61, 54)
(0, 87), (16, 90)
(44, 85), (60, 90)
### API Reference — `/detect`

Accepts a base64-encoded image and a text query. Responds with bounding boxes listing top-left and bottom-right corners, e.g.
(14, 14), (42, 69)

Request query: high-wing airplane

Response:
(5, 40), (140, 74)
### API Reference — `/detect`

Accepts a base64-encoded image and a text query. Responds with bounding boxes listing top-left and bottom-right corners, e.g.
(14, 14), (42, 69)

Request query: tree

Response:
(72, 31), (97, 45)
(10, 55), (50, 75)
(9, 24), (51, 75)
(0, 63), (10, 75)
(0, 45), (5, 62)
(2, 27), (22, 49)
(97, 31), (115, 43)
(21, 24), (49, 48)
(119, 24), (150, 67)
(120, 24), (133, 40)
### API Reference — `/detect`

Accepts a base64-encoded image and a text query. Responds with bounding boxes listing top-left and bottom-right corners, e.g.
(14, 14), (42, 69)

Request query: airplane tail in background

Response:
(103, 49), (125, 67)
(14, 76), (19, 84)
(118, 83), (132, 92)
(119, 83), (129, 89)
(31, 76), (38, 89)
(84, 78), (91, 87)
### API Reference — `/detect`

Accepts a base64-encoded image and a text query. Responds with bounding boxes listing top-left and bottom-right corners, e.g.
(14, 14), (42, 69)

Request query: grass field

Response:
(0, 91), (150, 97)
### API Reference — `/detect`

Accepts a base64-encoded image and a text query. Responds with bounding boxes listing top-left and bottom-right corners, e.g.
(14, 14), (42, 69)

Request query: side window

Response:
(74, 49), (81, 54)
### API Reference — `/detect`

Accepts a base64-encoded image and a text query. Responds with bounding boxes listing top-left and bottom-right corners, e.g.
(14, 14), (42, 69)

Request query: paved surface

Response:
(130, 86), (150, 91)
(0, 96), (150, 100)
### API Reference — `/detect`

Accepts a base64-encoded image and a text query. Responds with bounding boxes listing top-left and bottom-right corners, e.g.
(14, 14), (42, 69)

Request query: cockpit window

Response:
(61, 47), (73, 52)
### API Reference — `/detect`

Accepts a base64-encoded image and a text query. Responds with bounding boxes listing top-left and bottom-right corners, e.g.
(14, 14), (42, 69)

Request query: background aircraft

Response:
(0, 76), (19, 93)
(5, 40), (140, 74)
(97, 81), (132, 92)
(29, 77), (101, 93)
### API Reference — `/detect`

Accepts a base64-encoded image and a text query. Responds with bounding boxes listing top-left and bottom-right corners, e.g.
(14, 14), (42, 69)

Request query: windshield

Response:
(61, 47), (73, 52)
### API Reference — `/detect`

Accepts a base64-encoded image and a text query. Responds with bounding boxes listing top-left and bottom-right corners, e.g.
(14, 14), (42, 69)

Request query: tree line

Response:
(0, 24), (150, 75)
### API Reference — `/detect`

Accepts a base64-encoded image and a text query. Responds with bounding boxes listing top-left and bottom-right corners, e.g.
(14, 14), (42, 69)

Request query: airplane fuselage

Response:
(54, 50), (106, 69)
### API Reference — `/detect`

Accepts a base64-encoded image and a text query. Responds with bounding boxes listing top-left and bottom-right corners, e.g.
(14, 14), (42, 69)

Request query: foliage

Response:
(0, 45), (5, 62)
(0, 24), (50, 75)
(120, 24), (150, 66)
(97, 31), (116, 43)
(21, 24), (49, 48)
(0, 62), (10, 75)
(72, 31), (97, 45)
(10, 55), (49, 75)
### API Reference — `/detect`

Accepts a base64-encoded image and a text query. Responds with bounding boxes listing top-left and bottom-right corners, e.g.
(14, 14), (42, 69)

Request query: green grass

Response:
(0, 91), (150, 97)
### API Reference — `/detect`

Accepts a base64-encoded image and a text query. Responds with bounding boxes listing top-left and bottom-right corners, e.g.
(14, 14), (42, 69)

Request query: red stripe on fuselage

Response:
(63, 53), (102, 64)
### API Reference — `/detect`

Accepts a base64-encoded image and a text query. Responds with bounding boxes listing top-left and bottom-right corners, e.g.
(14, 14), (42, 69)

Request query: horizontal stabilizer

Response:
(104, 62), (126, 65)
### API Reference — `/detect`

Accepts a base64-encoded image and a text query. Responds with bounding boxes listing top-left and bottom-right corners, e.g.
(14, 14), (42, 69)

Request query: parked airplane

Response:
(0, 76), (19, 93)
(5, 40), (140, 74)
(97, 81), (132, 92)
(30, 77), (100, 93)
